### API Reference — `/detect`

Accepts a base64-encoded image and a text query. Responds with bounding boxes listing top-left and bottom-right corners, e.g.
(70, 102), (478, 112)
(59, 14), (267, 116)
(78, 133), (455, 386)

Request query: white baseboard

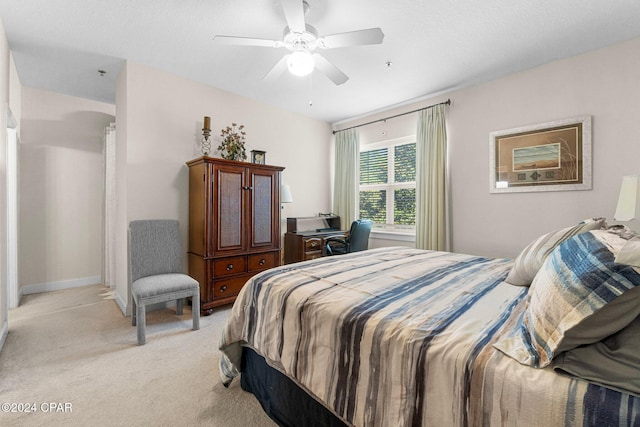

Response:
(21, 276), (102, 296)
(16, 285), (24, 307)
(114, 291), (128, 316)
(0, 320), (8, 353)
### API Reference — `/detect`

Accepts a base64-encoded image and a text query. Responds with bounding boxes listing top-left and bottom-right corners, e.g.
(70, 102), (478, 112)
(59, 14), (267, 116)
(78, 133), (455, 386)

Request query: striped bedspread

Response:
(219, 247), (640, 426)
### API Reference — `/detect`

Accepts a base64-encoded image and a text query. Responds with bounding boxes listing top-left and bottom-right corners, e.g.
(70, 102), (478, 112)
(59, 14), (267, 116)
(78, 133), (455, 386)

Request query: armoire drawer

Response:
(248, 252), (277, 272)
(213, 275), (251, 298)
(213, 256), (246, 277)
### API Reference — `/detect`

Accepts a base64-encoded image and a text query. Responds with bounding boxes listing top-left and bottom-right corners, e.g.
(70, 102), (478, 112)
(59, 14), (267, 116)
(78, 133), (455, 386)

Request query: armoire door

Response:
(213, 164), (246, 254)
(187, 161), (210, 257)
(248, 167), (280, 251)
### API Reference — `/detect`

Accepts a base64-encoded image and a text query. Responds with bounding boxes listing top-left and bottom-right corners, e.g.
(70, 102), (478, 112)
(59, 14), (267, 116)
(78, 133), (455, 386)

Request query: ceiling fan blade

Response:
(262, 55), (290, 82)
(280, 0), (306, 34)
(312, 54), (348, 85)
(318, 28), (385, 49)
(213, 35), (280, 48)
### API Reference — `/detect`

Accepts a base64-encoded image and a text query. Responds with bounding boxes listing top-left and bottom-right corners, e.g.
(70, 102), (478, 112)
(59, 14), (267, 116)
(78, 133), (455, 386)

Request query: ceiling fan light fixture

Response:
(287, 50), (315, 76)
(212, 0), (384, 85)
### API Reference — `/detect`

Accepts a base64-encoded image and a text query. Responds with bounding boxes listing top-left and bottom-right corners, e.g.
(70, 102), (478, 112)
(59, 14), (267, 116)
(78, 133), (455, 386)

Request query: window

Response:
(359, 136), (416, 232)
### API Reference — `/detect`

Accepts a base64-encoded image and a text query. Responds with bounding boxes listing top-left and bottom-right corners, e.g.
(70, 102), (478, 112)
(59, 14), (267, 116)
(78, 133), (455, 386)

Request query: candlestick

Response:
(201, 132), (211, 156)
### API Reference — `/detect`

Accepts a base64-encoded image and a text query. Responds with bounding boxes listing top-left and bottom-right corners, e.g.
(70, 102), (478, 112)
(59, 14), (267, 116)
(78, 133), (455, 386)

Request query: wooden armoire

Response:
(186, 156), (284, 315)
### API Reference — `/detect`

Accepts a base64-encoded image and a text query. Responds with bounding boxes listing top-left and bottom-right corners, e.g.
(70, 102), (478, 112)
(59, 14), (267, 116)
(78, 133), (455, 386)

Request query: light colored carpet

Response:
(0, 284), (277, 426)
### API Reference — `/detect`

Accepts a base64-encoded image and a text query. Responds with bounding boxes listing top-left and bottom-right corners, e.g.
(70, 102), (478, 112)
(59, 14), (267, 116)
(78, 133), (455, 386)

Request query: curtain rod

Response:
(332, 99), (451, 135)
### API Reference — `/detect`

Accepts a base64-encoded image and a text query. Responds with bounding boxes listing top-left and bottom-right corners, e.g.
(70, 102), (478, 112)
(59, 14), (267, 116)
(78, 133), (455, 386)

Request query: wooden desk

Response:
(284, 230), (347, 264)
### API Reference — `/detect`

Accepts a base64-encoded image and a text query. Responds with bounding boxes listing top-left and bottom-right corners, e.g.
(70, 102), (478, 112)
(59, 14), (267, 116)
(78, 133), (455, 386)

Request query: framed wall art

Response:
(489, 116), (592, 193)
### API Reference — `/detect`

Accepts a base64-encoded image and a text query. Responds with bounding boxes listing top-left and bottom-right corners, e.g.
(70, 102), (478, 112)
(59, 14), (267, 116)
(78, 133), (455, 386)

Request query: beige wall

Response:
(0, 18), (9, 347)
(114, 64), (129, 313)
(19, 87), (115, 292)
(336, 36), (640, 259)
(9, 53), (20, 133)
(6, 54), (20, 311)
(114, 61), (333, 313)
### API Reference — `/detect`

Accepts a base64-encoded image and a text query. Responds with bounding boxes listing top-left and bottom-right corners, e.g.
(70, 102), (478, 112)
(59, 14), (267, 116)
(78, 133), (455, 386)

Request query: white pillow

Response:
(505, 217), (606, 287)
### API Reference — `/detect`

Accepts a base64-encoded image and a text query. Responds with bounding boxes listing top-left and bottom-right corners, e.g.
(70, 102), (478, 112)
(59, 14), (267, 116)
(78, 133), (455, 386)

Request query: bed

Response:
(219, 220), (640, 426)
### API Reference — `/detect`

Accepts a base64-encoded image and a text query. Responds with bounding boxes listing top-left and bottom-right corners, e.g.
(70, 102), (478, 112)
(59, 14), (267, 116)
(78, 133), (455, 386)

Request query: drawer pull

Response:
(226, 264), (234, 271)
(259, 259), (266, 266)
(220, 285), (227, 292)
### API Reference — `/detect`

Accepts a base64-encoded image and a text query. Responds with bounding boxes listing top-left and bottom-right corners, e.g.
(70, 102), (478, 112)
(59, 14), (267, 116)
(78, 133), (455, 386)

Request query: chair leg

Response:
(192, 292), (200, 331)
(176, 298), (183, 316)
(136, 303), (146, 345)
(131, 298), (137, 326)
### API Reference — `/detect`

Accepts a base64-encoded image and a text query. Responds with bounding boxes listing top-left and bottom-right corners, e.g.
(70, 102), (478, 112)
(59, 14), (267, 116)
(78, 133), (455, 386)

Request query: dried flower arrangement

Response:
(217, 123), (247, 161)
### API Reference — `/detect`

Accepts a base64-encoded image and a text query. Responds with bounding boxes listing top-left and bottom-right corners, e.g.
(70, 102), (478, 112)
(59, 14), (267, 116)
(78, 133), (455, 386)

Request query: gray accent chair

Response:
(129, 219), (200, 345)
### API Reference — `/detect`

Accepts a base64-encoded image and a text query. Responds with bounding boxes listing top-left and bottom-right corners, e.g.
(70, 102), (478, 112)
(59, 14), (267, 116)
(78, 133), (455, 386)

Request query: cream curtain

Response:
(415, 104), (449, 251)
(333, 128), (359, 228)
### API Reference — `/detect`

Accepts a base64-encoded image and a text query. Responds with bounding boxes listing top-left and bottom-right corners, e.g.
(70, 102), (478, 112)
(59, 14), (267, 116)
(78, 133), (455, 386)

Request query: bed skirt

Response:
(241, 347), (348, 427)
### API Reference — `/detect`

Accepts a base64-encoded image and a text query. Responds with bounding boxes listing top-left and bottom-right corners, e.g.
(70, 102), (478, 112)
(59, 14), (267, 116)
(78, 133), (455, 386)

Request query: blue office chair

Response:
(325, 219), (373, 256)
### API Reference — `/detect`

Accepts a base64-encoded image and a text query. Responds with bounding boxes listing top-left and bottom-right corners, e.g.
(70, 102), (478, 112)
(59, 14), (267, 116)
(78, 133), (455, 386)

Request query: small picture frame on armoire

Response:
(251, 150), (266, 164)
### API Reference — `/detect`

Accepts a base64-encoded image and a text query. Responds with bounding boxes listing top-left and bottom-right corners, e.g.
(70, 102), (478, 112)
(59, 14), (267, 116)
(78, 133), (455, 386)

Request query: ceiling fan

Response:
(212, 0), (384, 85)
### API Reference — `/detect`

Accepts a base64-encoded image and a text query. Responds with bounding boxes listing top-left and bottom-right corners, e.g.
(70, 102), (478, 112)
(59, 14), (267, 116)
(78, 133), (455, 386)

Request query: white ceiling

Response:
(2, 0), (640, 124)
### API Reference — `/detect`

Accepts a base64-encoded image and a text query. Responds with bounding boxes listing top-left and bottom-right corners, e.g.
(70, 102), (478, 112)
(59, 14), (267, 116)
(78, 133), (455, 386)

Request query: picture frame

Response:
(489, 116), (592, 193)
(251, 150), (266, 165)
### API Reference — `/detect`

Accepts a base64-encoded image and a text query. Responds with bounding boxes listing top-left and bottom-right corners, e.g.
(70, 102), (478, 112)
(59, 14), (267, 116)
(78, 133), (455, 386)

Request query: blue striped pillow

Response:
(495, 229), (640, 368)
